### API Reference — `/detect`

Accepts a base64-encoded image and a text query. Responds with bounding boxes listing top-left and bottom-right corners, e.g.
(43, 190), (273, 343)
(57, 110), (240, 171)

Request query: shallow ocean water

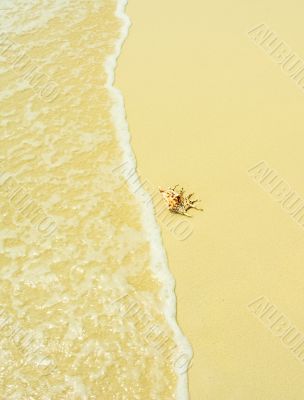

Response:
(0, 1), (191, 399)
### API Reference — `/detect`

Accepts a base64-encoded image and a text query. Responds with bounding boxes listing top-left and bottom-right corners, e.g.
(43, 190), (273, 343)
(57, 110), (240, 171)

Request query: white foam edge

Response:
(104, 1), (193, 399)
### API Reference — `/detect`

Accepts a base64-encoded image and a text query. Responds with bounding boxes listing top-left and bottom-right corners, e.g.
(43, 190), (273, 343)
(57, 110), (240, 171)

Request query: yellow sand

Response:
(117, 1), (304, 399)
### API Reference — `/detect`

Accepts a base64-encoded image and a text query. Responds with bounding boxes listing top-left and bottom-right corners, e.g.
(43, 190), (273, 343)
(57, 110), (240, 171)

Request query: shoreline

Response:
(113, 1), (192, 398)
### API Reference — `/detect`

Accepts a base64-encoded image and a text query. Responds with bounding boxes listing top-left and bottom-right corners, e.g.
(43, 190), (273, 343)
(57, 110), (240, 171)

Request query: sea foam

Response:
(107, 1), (193, 398)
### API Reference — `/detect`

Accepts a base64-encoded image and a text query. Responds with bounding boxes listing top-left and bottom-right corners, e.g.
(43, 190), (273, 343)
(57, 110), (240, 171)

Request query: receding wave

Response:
(0, 0), (191, 398)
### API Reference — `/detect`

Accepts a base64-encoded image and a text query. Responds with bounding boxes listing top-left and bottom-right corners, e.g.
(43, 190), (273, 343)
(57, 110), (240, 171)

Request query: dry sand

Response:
(117, 1), (304, 398)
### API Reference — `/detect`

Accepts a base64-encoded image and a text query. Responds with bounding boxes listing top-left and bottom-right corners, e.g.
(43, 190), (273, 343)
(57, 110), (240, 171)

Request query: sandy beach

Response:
(2, 0), (304, 398)
(117, 1), (304, 398)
